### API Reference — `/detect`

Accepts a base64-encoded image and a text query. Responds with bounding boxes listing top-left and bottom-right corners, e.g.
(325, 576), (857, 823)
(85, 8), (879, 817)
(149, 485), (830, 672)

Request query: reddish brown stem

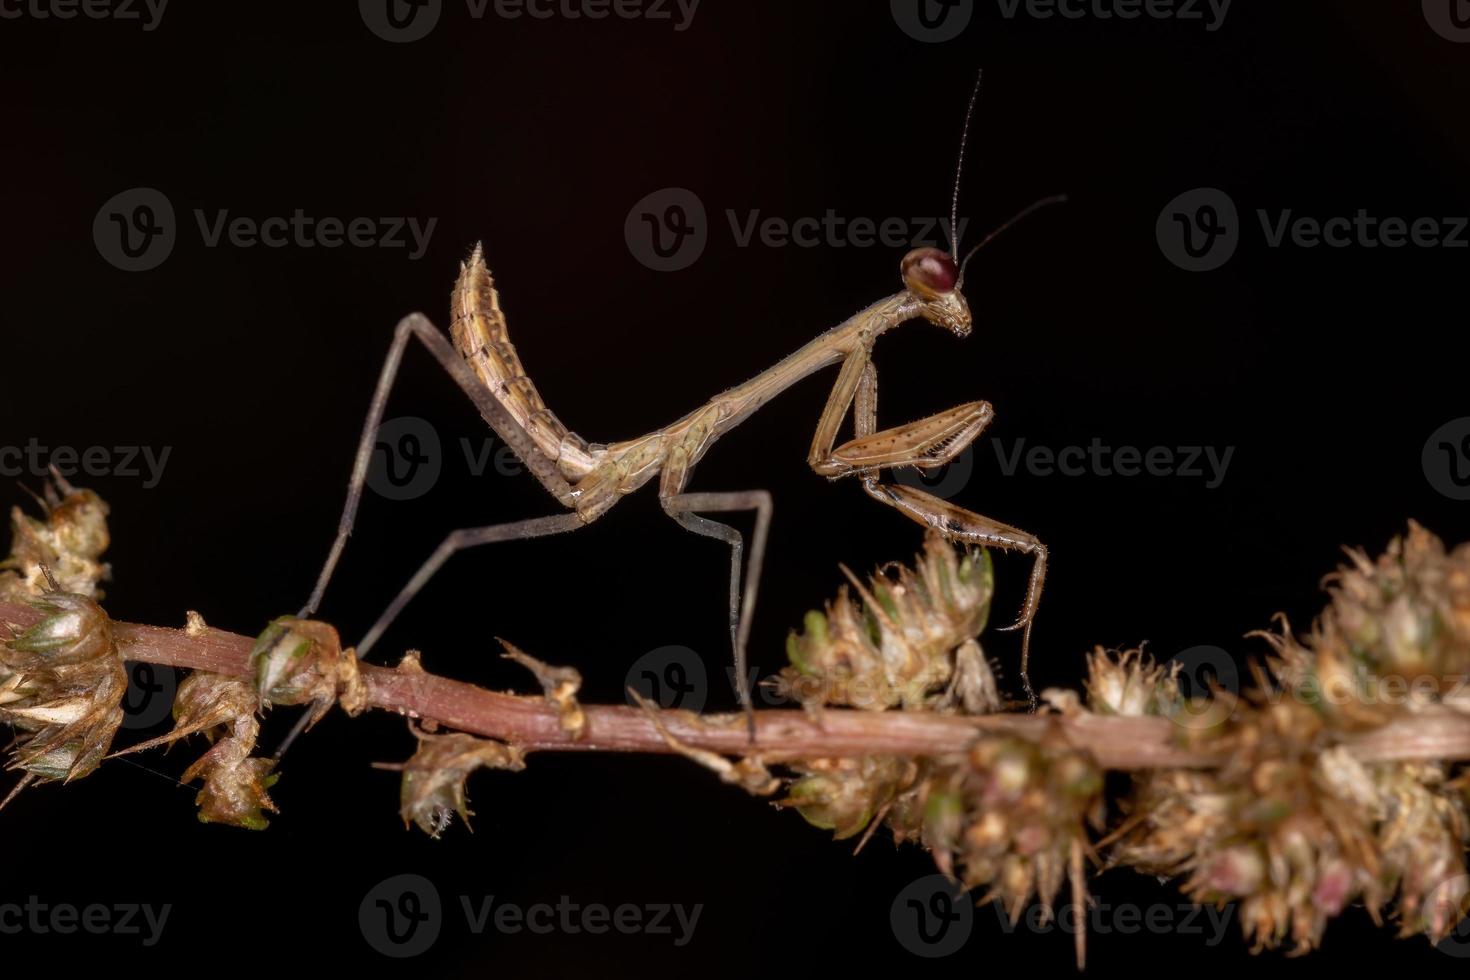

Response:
(6, 601), (1470, 768)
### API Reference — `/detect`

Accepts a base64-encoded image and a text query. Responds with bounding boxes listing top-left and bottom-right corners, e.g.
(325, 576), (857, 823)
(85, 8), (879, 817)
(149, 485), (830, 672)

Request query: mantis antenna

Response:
(949, 68), (985, 262)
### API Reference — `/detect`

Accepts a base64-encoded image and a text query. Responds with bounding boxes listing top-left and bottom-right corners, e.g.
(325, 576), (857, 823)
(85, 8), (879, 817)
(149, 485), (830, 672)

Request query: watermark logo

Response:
(360, 0), (442, 42)
(1424, 0), (1470, 42)
(891, 874), (973, 957)
(1157, 187), (1238, 272)
(1166, 644), (1240, 729)
(359, 876), (702, 955)
(0, 898), (171, 946)
(121, 662), (176, 730)
(1432, 873), (1470, 957)
(363, 416), (558, 501)
(993, 438), (1234, 489)
(990, 897), (1236, 943)
(0, 0), (168, 30)
(368, 416), (444, 501)
(1423, 417), (1470, 501)
(894, 445), (977, 501)
(94, 189), (437, 271)
(994, 0), (1231, 31)
(625, 644), (708, 712)
(625, 187), (707, 272)
(0, 440), (172, 489)
(94, 187), (176, 272)
(891, 0), (973, 42)
(361, 0), (698, 42)
(359, 873), (443, 958)
(625, 188), (963, 271)
(1160, 188), (1470, 270)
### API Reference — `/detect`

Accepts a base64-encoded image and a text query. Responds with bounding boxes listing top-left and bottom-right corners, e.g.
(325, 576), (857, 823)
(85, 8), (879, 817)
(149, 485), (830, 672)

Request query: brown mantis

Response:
(298, 76), (1062, 731)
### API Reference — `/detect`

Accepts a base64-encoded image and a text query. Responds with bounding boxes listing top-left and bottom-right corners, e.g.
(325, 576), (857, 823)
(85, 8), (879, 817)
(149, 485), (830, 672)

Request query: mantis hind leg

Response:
(355, 512), (587, 660)
(300, 312), (576, 618)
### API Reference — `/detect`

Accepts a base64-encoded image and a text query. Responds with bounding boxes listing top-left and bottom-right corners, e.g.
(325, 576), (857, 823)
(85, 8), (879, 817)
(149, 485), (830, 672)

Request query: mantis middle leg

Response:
(659, 445), (773, 736)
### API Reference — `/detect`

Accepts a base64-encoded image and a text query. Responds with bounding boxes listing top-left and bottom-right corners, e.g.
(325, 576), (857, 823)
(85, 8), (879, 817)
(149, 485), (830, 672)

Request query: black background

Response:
(2, 1), (1469, 975)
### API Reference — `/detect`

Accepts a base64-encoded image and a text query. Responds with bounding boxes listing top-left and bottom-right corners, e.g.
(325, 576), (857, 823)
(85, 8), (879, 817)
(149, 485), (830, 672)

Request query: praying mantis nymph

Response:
(298, 74), (1063, 736)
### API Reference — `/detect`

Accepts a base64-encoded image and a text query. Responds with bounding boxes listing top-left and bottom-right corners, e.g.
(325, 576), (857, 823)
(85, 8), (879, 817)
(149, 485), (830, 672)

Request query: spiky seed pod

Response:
(777, 531), (996, 712)
(0, 477), (110, 601)
(780, 756), (917, 840)
(249, 616), (367, 728)
(378, 730), (526, 838)
(0, 590), (125, 784)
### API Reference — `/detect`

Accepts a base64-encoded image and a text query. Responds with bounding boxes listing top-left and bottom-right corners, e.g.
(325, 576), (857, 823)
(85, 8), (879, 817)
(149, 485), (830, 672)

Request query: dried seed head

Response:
(781, 756), (915, 840)
(1, 590), (125, 787)
(1084, 647), (1181, 717)
(778, 531), (996, 711)
(0, 478), (110, 601)
(378, 730), (527, 838)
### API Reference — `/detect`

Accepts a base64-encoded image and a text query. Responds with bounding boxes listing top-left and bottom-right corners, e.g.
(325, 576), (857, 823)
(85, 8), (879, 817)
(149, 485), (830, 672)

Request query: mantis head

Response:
(902, 246), (972, 337)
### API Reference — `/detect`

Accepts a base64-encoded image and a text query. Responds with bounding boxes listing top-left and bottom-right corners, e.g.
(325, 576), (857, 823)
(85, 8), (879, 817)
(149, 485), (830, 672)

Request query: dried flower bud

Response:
(249, 616), (365, 728)
(183, 725), (279, 831)
(378, 731), (526, 838)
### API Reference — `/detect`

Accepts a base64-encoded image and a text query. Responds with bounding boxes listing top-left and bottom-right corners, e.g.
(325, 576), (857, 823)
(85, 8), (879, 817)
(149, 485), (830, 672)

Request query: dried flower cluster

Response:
(0, 480), (125, 806)
(1109, 522), (1470, 953)
(2, 483), (1467, 967)
(776, 532), (1000, 713)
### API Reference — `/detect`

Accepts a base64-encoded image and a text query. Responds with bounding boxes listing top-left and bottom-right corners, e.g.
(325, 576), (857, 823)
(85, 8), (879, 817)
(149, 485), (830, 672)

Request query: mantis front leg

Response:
(807, 347), (1047, 709)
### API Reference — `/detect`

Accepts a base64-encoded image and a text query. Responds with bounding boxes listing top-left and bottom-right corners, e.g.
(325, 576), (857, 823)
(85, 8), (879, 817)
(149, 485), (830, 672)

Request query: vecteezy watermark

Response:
(1432, 874), (1470, 957)
(359, 0), (698, 43)
(365, 415), (543, 501)
(0, 0), (167, 30)
(891, 0), (1229, 42)
(1423, 417), (1470, 501)
(1423, 0), (1470, 43)
(891, 874), (973, 957)
(989, 896), (1237, 944)
(0, 440), (172, 489)
(625, 644), (708, 712)
(359, 874), (702, 957)
(121, 662), (177, 730)
(0, 897), (171, 946)
(1159, 187), (1470, 271)
(993, 438), (1235, 489)
(1166, 643), (1241, 729)
(94, 188), (437, 272)
(994, 0), (1231, 30)
(624, 187), (963, 271)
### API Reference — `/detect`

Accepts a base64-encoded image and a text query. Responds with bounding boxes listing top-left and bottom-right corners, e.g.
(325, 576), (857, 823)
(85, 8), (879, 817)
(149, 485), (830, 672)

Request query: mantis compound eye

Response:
(901, 247), (959, 297)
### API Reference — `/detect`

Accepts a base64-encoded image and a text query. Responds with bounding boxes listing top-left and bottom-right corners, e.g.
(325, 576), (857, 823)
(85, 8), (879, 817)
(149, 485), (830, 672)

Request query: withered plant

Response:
(2, 478), (1468, 968)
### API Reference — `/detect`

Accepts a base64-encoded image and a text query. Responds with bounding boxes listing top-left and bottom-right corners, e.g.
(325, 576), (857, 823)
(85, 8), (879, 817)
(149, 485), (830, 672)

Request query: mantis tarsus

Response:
(298, 77), (1062, 739)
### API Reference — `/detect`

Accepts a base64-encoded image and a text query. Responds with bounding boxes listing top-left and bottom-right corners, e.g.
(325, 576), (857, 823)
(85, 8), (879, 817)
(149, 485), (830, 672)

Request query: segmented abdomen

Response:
(449, 244), (595, 478)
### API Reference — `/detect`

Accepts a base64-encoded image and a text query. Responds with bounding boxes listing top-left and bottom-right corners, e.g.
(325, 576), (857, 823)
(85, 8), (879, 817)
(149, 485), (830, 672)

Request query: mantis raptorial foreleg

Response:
(805, 347), (1046, 708)
(300, 313), (577, 620)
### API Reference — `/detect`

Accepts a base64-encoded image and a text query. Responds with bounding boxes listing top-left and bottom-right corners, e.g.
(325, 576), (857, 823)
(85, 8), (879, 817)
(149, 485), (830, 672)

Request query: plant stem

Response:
(5, 600), (1469, 769)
